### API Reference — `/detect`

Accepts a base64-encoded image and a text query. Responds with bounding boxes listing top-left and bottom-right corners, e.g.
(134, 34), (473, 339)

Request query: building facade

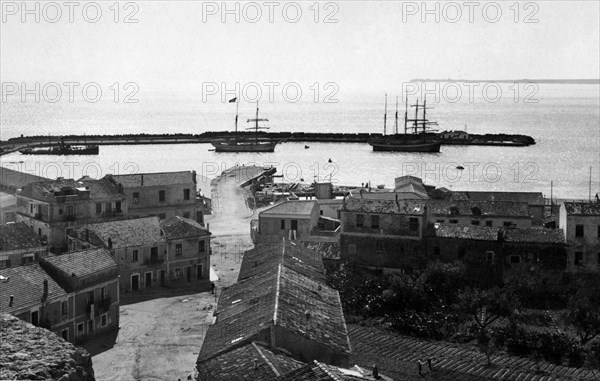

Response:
(427, 200), (533, 228)
(0, 222), (48, 269)
(559, 202), (600, 273)
(111, 171), (198, 222)
(340, 197), (428, 269)
(255, 201), (320, 243)
(40, 248), (120, 342)
(160, 216), (211, 287)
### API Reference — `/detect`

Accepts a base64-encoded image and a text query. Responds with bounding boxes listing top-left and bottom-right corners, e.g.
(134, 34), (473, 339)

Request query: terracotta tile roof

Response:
(276, 361), (393, 381)
(42, 248), (118, 279)
(238, 242), (326, 283)
(503, 227), (565, 244)
(427, 200), (530, 218)
(347, 325), (598, 381)
(451, 191), (544, 206)
(80, 217), (165, 248)
(160, 216), (210, 240)
(0, 264), (66, 314)
(197, 342), (305, 381)
(563, 202), (600, 216)
(112, 171), (195, 187)
(394, 176), (429, 199)
(342, 198), (427, 215)
(427, 223), (499, 241)
(199, 245), (351, 363)
(0, 222), (43, 251)
(262, 201), (318, 216)
(301, 242), (340, 261)
(77, 176), (125, 199)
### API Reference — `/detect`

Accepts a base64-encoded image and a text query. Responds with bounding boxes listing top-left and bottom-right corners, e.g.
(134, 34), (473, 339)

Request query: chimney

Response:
(395, 193), (399, 207)
(41, 279), (48, 302)
(192, 170), (197, 184)
(141, 174), (144, 186)
(9, 295), (14, 307)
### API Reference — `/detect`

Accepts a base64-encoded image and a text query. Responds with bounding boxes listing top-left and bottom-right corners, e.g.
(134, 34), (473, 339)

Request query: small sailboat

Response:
(210, 100), (281, 153)
(368, 94), (442, 153)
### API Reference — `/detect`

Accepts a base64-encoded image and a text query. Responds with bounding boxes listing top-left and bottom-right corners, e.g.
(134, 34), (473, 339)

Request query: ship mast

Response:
(404, 97), (408, 134)
(235, 99), (239, 133)
(394, 96), (399, 135)
(383, 94), (388, 136)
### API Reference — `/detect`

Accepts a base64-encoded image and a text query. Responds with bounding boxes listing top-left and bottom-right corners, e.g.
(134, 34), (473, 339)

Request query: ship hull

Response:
(19, 145), (99, 155)
(211, 140), (278, 153)
(369, 139), (441, 153)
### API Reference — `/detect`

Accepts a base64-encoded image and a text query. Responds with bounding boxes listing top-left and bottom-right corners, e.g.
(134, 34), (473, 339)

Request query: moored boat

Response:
(20, 140), (99, 155)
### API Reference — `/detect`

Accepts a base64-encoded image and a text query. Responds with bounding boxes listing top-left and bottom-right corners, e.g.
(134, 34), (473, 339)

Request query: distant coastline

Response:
(410, 79), (600, 85)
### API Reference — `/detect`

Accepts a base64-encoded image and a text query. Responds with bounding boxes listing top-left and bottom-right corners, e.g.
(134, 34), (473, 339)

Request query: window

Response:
(356, 214), (364, 228)
(409, 217), (419, 232)
(336, 210), (341, 219)
(151, 247), (158, 261)
(184, 189), (190, 201)
(176, 243), (183, 256)
(101, 314), (107, 327)
(174, 268), (181, 279)
(38, 228), (42, 237)
(199, 240), (206, 253)
(30, 204), (34, 213)
(115, 202), (122, 213)
(291, 220), (298, 230)
(159, 190), (166, 202)
(66, 205), (74, 216)
(105, 203), (112, 213)
(575, 225), (584, 238)
(436, 220), (445, 223)
(486, 251), (495, 262)
(61, 301), (68, 316)
(320, 210), (323, 215)
(133, 192), (140, 204)
(158, 213), (166, 220)
(471, 207), (482, 217)
(87, 290), (94, 304)
(348, 244), (356, 255)
(371, 215), (380, 229)
(100, 286), (107, 300)
(61, 329), (68, 341)
(77, 323), (84, 335)
(449, 219), (458, 224)
(183, 212), (190, 219)
(433, 246), (441, 256)
(96, 203), (102, 214)
(598, 226), (600, 237)
(503, 221), (512, 227)
(375, 240), (384, 253)
(132, 250), (139, 262)
(485, 221), (493, 227)
(575, 252), (583, 266)
(471, 220), (480, 226)
(450, 206), (460, 216)
(280, 220), (286, 230)
(510, 255), (521, 264)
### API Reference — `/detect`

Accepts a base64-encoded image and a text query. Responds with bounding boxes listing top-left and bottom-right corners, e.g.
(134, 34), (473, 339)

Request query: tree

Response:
(458, 287), (520, 332)
(567, 293), (600, 345)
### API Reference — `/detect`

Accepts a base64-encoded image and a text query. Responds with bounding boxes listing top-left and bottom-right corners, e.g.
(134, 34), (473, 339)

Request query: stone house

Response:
(427, 200), (533, 228)
(450, 191), (545, 225)
(15, 177), (127, 252)
(340, 197), (428, 269)
(40, 248), (119, 342)
(0, 222), (48, 269)
(254, 201), (320, 243)
(68, 216), (168, 292)
(160, 216), (211, 287)
(559, 201), (600, 273)
(0, 264), (71, 341)
(111, 171), (199, 222)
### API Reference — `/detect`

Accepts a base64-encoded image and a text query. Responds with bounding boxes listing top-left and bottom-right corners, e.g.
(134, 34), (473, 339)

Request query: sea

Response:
(1, 83), (599, 200)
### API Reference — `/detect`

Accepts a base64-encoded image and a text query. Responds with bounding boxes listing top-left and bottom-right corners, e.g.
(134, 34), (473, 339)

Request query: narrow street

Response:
(88, 166), (268, 381)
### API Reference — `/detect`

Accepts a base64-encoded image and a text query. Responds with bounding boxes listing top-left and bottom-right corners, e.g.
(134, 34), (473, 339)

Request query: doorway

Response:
(131, 274), (139, 291)
(186, 267), (192, 282)
(145, 272), (152, 288)
(159, 270), (165, 286)
(31, 310), (39, 326)
(197, 264), (203, 280)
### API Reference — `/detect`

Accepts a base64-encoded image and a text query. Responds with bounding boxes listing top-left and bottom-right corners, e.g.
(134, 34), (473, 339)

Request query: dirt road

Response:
(89, 166), (269, 381)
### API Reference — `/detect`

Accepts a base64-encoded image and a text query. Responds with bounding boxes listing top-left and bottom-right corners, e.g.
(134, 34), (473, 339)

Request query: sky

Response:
(1, 0), (599, 94)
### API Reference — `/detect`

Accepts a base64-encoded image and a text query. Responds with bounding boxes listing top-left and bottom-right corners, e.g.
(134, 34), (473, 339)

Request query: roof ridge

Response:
(251, 342), (281, 377)
(313, 360), (342, 381)
(273, 263), (282, 325)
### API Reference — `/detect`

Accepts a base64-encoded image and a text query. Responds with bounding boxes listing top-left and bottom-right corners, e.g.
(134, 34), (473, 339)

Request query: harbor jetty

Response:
(0, 131), (535, 155)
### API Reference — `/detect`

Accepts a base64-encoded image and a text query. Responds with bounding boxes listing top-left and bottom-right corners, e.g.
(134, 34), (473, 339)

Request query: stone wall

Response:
(0, 313), (95, 381)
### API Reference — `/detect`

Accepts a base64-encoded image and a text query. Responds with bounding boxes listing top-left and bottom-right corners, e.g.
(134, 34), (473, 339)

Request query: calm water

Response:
(1, 84), (599, 199)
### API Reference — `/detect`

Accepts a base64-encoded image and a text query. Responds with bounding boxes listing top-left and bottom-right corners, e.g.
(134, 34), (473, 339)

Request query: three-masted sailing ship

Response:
(210, 100), (280, 153)
(368, 94), (442, 153)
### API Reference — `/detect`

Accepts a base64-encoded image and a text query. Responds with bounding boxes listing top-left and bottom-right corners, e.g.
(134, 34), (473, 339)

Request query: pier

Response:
(0, 131), (535, 156)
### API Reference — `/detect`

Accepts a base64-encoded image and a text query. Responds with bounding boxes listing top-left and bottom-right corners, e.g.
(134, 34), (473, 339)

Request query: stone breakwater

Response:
(0, 314), (95, 381)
